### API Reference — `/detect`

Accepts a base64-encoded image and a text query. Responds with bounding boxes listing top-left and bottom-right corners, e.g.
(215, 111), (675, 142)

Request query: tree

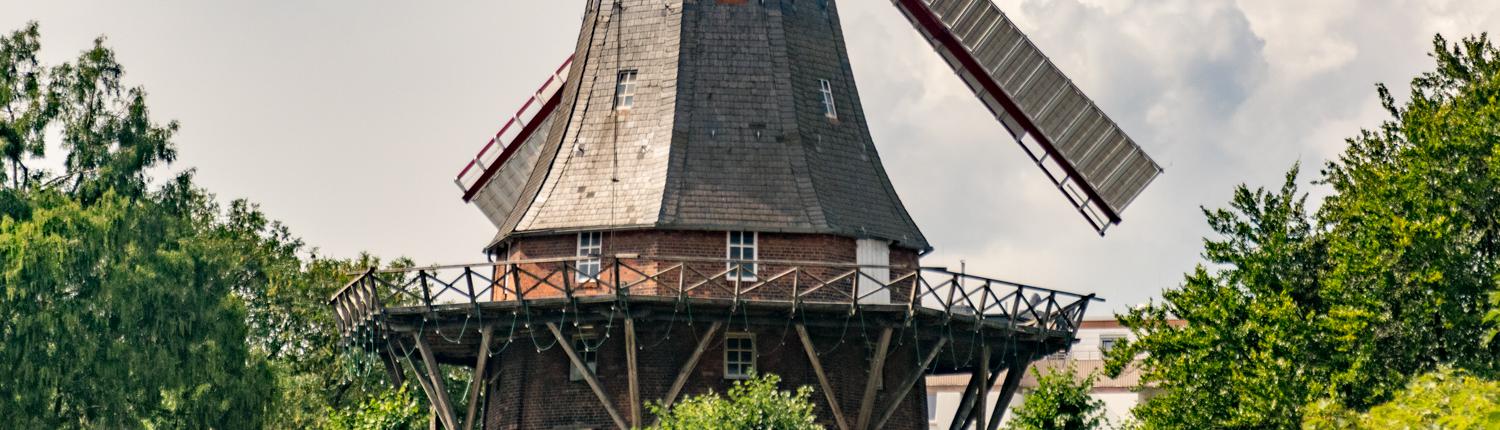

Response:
(1004, 364), (1107, 430)
(1108, 168), (1326, 429)
(1109, 33), (1500, 429)
(0, 22), (438, 429)
(0, 22), (53, 188)
(647, 373), (824, 430)
(322, 383), (426, 430)
(1315, 33), (1500, 406)
(1303, 367), (1500, 429)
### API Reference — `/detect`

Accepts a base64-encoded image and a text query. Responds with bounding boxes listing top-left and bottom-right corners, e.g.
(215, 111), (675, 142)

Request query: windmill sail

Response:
(892, 0), (1161, 234)
(455, 56), (572, 228)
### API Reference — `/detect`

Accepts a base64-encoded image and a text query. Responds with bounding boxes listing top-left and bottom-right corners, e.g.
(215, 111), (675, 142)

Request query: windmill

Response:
(333, 1), (1161, 429)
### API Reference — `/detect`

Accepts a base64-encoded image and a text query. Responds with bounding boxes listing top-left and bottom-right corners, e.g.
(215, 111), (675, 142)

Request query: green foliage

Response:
(0, 22), (418, 429)
(1303, 368), (1500, 429)
(1108, 167), (1326, 429)
(1316, 33), (1500, 406)
(648, 373), (823, 430)
(0, 183), (278, 428)
(1005, 364), (1106, 430)
(322, 384), (426, 430)
(1111, 33), (1500, 429)
(0, 22), (53, 188)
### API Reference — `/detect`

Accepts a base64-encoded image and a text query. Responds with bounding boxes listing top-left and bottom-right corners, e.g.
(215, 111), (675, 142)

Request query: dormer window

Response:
(819, 79), (837, 119)
(615, 70), (638, 110)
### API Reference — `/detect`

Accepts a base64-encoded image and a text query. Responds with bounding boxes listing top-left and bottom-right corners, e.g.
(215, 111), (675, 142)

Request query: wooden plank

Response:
(413, 334), (460, 430)
(871, 338), (949, 430)
(464, 326), (495, 430)
(796, 324), (852, 430)
(546, 322), (629, 430)
(660, 321), (724, 413)
(986, 361), (1029, 430)
(625, 317), (641, 428)
(856, 328), (894, 430)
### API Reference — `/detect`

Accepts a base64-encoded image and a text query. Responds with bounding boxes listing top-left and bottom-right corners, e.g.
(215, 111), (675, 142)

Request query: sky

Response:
(3, 0), (1497, 316)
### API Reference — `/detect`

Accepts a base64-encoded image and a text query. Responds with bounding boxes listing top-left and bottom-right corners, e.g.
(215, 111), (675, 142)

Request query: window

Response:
(615, 70), (638, 109)
(724, 333), (756, 379)
(818, 79), (837, 119)
(726, 231), (757, 281)
(1100, 335), (1125, 353)
(577, 232), (602, 282)
(570, 334), (599, 381)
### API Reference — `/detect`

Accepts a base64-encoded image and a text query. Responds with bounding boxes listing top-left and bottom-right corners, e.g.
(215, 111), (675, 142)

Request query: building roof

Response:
(486, 0), (928, 251)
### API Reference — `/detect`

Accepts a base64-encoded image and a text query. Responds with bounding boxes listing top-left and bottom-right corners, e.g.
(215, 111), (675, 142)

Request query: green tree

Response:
(322, 383), (426, 430)
(1005, 364), (1107, 430)
(648, 373), (823, 430)
(0, 22), (53, 188)
(1108, 168), (1326, 429)
(0, 21), (428, 429)
(1110, 34), (1500, 429)
(1303, 367), (1500, 429)
(1315, 33), (1500, 406)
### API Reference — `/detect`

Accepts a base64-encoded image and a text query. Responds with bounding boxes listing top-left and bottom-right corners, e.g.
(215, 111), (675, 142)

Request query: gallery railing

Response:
(330, 255), (1100, 345)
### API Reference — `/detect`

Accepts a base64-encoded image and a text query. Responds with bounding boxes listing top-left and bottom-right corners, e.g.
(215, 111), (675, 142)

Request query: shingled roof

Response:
(489, 0), (929, 252)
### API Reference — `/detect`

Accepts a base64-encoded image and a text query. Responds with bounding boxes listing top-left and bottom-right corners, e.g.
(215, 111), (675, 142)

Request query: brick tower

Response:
(334, 1), (1159, 429)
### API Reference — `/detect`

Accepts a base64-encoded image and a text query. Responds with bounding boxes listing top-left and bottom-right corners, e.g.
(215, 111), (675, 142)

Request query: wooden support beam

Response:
(660, 321), (724, 413)
(396, 340), (447, 430)
(871, 337), (948, 430)
(856, 328), (894, 430)
(986, 361), (1029, 430)
(973, 345), (991, 430)
(546, 322), (629, 430)
(625, 317), (641, 428)
(464, 326), (495, 430)
(382, 341), (406, 388)
(413, 334), (461, 430)
(950, 348), (1007, 430)
(948, 364), (984, 430)
(796, 324), (852, 430)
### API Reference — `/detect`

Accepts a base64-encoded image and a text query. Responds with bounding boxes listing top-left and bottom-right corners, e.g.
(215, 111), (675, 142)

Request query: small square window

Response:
(1100, 335), (1125, 353)
(726, 231), (757, 281)
(725, 333), (756, 379)
(570, 334), (599, 382)
(818, 79), (837, 119)
(615, 70), (638, 109)
(577, 232), (603, 282)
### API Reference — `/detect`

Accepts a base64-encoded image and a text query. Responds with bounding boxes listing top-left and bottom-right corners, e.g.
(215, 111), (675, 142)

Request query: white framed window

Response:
(724, 333), (756, 379)
(1100, 335), (1125, 353)
(615, 70), (638, 109)
(577, 232), (602, 282)
(570, 334), (599, 382)
(726, 231), (757, 281)
(818, 79), (837, 119)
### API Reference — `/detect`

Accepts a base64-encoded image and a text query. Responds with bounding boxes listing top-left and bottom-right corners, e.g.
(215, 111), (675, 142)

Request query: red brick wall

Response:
(492, 230), (921, 304)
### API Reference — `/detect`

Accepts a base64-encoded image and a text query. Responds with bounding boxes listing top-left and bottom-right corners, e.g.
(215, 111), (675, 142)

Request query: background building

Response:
(926, 318), (1177, 429)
